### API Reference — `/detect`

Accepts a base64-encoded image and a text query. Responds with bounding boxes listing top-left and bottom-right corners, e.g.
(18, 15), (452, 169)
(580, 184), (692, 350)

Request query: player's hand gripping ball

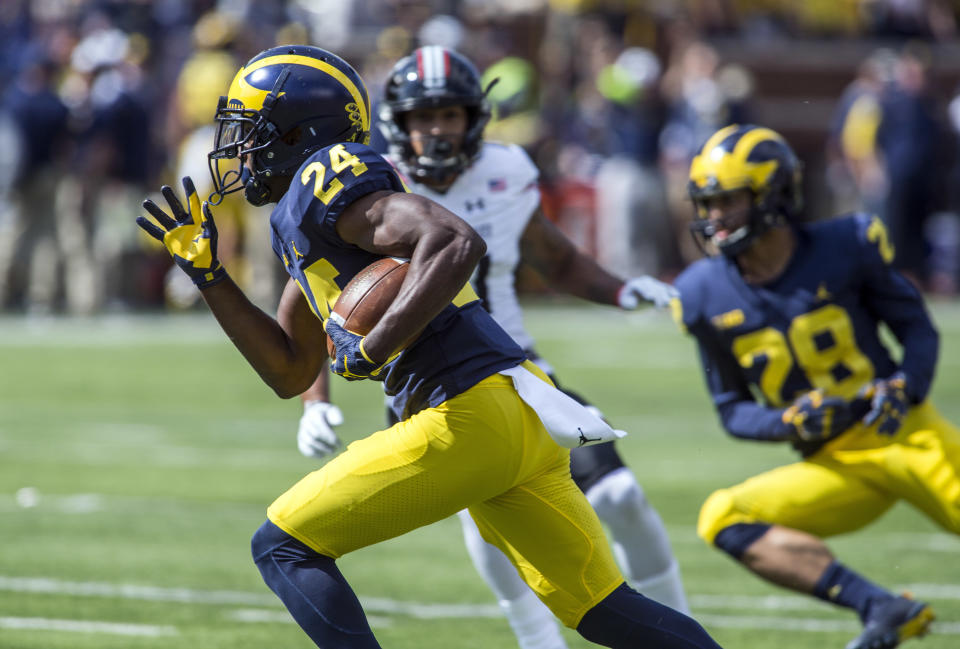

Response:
(325, 258), (421, 380)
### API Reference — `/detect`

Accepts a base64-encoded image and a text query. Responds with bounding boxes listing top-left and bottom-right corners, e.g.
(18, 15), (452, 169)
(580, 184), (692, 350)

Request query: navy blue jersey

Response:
(269, 141), (525, 419)
(675, 213), (938, 453)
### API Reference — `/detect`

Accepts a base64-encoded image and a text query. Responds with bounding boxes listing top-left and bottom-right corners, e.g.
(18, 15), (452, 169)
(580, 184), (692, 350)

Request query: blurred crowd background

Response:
(3, 0), (960, 316)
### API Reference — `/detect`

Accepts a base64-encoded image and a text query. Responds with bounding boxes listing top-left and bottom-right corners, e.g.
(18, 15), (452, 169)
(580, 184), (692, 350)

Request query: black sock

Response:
(813, 560), (895, 622)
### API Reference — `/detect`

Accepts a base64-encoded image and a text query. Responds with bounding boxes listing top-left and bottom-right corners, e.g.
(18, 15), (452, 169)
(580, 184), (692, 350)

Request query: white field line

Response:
(227, 608), (393, 628)
(690, 586), (960, 609)
(699, 614), (960, 634)
(2, 575), (959, 635)
(0, 576), (501, 618)
(0, 616), (176, 636)
(0, 576), (277, 606)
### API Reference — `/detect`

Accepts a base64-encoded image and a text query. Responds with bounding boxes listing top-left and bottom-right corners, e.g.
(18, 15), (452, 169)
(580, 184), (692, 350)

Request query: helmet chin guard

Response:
(241, 167), (272, 206)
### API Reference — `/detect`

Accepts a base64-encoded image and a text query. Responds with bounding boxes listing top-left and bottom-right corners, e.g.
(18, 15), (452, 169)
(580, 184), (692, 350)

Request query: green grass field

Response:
(1, 300), (959, 649)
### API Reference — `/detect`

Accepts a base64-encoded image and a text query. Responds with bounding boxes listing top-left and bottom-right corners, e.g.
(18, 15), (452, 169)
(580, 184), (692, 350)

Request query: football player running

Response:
(297, 46), (688, 649)
(675, 123), (958, 649)
(137, 45), (723, 649)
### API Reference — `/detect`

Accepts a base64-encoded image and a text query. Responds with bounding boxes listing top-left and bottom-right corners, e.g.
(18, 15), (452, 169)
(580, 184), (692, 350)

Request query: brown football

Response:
(326, 257), (411, 357)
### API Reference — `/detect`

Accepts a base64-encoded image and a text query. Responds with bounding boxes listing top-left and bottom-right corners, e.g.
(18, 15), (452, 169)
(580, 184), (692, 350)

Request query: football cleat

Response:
(844, 595), (935, 649)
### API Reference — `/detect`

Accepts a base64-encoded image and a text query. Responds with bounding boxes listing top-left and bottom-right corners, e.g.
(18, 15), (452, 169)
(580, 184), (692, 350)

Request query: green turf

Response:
(1, 300), (958, 648)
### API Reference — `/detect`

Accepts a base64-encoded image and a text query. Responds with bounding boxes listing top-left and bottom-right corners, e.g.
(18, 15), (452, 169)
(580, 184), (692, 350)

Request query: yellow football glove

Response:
(781, 389), (862, 442)
(137, 176), (227, 289)
(858, 372), (909, 436)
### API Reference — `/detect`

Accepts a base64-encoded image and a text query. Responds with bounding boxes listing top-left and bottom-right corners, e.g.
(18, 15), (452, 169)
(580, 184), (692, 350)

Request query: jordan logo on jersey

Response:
(815, 282), (832, 302)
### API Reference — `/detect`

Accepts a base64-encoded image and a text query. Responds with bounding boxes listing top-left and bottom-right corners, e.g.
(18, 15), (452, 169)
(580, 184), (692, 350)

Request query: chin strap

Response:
(244, 171), (272, 206)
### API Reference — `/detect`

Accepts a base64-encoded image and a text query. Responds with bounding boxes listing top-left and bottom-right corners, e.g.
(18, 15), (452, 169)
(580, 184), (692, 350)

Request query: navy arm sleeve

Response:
(677, 274), (794, 443)
(690, 321), (795, 442)
(856, 215), (939, 402)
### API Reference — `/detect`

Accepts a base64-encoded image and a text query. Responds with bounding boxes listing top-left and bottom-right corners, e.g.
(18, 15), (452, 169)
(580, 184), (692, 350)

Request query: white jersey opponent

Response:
(390, 141), (540, 350)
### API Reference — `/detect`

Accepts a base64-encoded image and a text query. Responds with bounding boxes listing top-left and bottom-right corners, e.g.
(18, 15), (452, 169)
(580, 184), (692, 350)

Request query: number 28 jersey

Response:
(268, 141), (525, 419)
(674, 213), (939, 451)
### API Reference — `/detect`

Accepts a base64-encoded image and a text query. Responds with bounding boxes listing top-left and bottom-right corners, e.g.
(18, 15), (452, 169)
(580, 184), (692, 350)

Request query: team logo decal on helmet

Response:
(208, 45), (371, 207)
(378, 46), (493, 183)
(688, 124), (803, 256)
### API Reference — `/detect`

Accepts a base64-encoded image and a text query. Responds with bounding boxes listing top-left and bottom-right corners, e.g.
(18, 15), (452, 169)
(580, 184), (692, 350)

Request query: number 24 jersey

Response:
(268, 141), (525, 420)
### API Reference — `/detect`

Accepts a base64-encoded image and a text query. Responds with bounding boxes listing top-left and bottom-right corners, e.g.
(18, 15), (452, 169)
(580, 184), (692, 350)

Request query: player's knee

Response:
(577, 583), (712, 648)
(586, 467), (646, 522)
(251, 519), (290, 565)
(251, 519), (326, 566)
(697, 488), (755, 548)
(712, 523), (772, 559)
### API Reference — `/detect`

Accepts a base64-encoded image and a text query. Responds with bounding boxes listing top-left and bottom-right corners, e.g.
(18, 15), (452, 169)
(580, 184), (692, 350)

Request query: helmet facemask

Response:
(382, 102), (488, 185)
(690, 184), (780, 258)
(208, 69), (289, 207)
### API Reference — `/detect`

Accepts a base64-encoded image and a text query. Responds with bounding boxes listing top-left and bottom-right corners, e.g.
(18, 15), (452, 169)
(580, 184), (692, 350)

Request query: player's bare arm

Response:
(139, 179), (327, 398)
(199, 273), (329, 398)
(335, 189), (486, 363)
(519, 208), (622, 305)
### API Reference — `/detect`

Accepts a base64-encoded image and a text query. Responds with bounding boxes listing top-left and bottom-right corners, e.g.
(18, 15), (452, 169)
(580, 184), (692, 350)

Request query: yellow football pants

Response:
(267, 367), (624, 627)
(699, 401), (960, 544)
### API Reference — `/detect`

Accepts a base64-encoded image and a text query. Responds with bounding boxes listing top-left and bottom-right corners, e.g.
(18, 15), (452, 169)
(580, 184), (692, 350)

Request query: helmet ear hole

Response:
(280, 126), (302, 146)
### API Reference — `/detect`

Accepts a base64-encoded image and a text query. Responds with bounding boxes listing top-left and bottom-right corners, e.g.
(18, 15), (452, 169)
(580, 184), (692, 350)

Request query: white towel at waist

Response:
(498, 365), (627, 448)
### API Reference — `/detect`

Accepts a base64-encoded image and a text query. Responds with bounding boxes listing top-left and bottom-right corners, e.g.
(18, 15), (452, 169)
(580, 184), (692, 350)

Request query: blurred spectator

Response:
(925, 70), (960, 296)
(862, 0), (957, 40)
(828, 43), (943, 287)
(875, 44), (941, 285)
(658, 38), (753, 265)
(593, 47), (679, 278)
(57, 21), (157, 313)
(0, 54), (73, 314)
(827, 48), (897, 216)
(0, 109), (21, 200)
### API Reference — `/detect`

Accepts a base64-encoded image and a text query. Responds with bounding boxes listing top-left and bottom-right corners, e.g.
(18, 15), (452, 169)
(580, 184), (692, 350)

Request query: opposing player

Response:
(136, 45), (723, 649)
(297, 46), (688, 649)
(675, 123), (957, 649)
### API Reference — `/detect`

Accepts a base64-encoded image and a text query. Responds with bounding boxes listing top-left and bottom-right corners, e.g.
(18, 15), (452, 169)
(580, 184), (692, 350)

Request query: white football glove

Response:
(617, 275), (679, 309)
(297, 401), (344, 459)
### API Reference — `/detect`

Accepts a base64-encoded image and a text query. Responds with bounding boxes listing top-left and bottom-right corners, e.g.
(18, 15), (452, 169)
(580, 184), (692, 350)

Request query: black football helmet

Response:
(688, 124), (803, 256)
(208, 45), (371, 206)
(379, 46), (491, 184)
